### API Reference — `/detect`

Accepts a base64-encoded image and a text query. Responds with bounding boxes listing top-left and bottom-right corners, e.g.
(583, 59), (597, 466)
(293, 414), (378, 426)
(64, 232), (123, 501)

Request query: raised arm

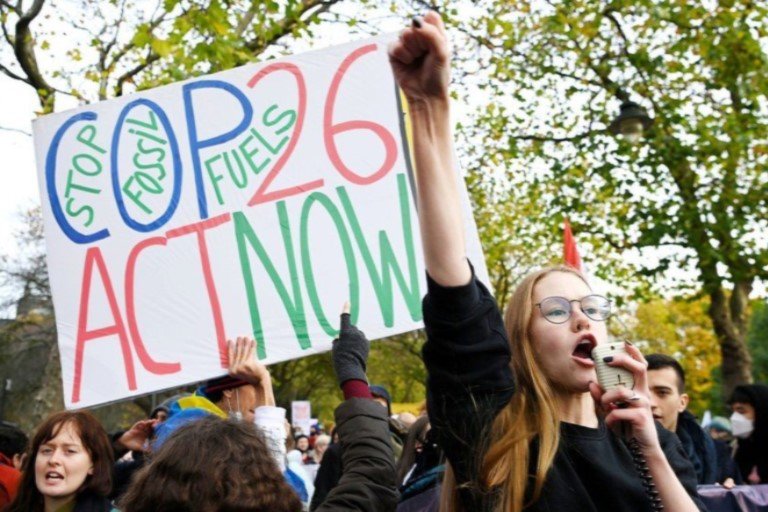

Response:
(388, 12), (471, 287)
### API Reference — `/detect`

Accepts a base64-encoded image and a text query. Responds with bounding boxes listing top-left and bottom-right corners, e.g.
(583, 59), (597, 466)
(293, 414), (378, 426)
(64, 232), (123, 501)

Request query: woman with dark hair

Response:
(729, 384), (768, 484)
(396, 416), (444, 512)
(5, 411), (115, 512)
(119, 416), (302, 512)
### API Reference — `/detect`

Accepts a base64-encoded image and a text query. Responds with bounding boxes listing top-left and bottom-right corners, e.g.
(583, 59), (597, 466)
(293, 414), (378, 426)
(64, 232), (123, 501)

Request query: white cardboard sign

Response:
(32, 35), (489, 409)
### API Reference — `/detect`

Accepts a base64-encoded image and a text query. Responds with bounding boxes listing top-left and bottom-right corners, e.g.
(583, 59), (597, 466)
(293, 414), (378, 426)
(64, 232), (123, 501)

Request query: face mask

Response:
(730, 412), (754, 439)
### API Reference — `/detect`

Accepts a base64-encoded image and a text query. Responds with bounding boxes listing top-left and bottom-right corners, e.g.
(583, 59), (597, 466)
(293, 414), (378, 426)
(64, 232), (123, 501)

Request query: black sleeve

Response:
(421, 268), (514, 508)
(309, 443), (343, 511)
(314, 398), (398, 512)
(658, 427), (709, 511)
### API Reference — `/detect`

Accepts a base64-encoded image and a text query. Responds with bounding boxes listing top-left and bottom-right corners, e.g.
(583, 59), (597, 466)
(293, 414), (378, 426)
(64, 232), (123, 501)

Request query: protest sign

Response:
(32, 34), (489, 409)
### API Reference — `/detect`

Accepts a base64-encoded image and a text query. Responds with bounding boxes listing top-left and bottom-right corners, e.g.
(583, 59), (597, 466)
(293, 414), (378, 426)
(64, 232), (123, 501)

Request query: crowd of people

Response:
(1, 10), (767, 512)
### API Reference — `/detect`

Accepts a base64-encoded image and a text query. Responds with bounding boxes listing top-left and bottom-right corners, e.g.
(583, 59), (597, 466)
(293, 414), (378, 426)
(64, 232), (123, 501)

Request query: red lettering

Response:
(324, 44), (397, 185)
(247, 63), (320, 205)
(166, 213), (232, 367)
(72, 247), (136, 404)
(125, 237), (182, 375)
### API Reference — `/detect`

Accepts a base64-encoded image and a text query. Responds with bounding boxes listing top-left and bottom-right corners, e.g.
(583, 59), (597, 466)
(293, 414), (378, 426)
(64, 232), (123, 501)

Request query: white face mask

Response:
(730, 412), (754, 439)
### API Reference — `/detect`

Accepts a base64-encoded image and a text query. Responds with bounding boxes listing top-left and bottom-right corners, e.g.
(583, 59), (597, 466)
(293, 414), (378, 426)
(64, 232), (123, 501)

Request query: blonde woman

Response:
(388, 12), (707, 512)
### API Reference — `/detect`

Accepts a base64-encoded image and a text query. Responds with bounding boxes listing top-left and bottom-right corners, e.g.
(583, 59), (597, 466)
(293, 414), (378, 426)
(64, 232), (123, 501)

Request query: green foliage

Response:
(448, 0), (768, 295)
(630, 295), (720, 416)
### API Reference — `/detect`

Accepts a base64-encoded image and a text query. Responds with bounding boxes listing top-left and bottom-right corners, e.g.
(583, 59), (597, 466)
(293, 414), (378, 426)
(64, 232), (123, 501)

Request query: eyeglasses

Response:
(535, 295), (611, 324)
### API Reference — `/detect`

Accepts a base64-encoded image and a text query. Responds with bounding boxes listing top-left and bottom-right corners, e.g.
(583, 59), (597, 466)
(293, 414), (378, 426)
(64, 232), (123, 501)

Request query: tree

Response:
(0, 0), (345, 114)
(448, 0), (768, 398)
(630, 295), (721, 416)
(747, 300), (768, 384)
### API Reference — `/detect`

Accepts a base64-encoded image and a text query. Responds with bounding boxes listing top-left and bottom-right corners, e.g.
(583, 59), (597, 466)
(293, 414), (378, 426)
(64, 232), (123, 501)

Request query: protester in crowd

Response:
(396, 412), (418, 430)
(729, 384), (768, 484)
(120, 309), (397, 511)
(388, 12), (706, 511)
(294, 434), (311, 461)
(370, 384), (406, 459)
(708, 416), (733, 442)
(646, 353), (741, 486)
(396, 415), (444, 512)
(313, 434), (331, 464)
(310, 383), (404, 509)
(6, 411), (115, 512)
(0, 422), (27, 472)
(0, 422), (27, 507)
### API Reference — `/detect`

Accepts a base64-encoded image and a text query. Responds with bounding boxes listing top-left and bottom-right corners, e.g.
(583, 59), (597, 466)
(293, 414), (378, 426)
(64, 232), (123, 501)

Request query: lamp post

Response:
(608, 101), (653, 144)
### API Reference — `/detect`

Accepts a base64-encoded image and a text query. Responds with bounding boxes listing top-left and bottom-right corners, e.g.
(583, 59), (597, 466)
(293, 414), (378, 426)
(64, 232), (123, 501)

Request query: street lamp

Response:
(609, 101), (653, 144)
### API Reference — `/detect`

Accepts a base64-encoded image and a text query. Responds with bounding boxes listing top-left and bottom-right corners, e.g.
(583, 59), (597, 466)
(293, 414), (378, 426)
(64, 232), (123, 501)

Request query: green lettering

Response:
(234, 207), (310, 359)
(204, 154), (226, 206)
(238, 134), (270, 175)
(336, 174), (422, 326)
(300, 192), (360, 336)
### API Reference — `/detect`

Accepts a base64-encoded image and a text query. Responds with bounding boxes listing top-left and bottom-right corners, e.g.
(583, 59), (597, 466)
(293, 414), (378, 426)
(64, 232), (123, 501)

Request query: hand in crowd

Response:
(228, 336), (275, 407)
(589, 342), (661, 454)
(332, 302), (370, 385)
(116, 418), (157, 452)
(388, 11), (451, 104)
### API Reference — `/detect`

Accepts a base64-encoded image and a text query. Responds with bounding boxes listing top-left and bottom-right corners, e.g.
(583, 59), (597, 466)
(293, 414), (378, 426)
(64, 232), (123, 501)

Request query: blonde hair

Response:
(440, 266), (588, 512)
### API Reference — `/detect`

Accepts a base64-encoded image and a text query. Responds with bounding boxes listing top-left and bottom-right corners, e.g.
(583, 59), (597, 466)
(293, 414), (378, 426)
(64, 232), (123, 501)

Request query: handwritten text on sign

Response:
(33, 36), (488, 409)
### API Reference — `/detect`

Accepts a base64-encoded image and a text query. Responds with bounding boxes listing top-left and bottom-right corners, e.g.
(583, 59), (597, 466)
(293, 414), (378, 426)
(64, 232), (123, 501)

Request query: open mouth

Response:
(572, 335), (597, 362)
(45, 471), (64, 482)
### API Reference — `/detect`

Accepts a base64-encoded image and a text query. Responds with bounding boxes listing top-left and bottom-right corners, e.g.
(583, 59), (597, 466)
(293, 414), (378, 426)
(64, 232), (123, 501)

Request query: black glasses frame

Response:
(535, 295), (611, 324)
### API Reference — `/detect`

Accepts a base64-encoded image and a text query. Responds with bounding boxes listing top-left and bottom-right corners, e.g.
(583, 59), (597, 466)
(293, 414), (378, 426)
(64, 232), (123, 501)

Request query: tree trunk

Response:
(709, 283), (753, 401)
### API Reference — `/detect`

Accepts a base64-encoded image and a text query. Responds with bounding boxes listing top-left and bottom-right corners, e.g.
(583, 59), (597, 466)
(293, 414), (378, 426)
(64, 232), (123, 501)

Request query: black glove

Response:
(332, 313), (369, 385)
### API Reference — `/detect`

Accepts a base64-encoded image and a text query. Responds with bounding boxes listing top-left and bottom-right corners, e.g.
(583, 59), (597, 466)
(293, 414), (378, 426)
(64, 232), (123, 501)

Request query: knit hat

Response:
(369, 385), (392, 416)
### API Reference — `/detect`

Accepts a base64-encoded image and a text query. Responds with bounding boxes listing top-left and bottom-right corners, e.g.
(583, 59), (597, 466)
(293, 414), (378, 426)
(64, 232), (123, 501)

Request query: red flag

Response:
(563, 218), (584, 273)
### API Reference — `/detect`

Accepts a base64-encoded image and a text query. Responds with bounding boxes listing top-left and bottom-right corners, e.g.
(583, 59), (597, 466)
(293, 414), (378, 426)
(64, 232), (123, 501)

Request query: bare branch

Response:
(0, 126), (31, 136)
(511, 130), (599, 142)
(114, 50), (160, 97)
(13, 0), (55, 111)
(0, 0), (18, 13)
(0, 62), (30, 84)
(244, 0), (341, 55)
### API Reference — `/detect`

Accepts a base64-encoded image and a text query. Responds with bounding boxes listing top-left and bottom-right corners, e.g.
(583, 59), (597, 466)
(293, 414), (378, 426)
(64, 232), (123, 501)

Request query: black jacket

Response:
(313, 398), (398, 512)
(422, 271), (708, 511)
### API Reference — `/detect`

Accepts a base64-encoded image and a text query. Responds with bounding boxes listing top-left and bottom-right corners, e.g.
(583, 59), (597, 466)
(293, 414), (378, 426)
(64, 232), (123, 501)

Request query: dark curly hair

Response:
(6, 410), (114, 512)
(119, 415), (302, 512)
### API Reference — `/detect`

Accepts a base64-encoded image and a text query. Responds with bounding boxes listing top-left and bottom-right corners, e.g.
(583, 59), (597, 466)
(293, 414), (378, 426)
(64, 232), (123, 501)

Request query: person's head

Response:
(8, 411), (113, 512)
(646, 354), (689, 432)
(149, 406), (169, 423)
(313, 434), (331, 462)
(203, 375), (258, 423)
(294, 434), (309, 453)
(708, 416), (732, 441)
(119, 416), (302, 512)
(396, 415), (433, 484)
(444, 266), (608, 512)
(369, 385), (393, 416)
(729, 384), (768, 440)
(396, 412), (418, 429)
(0, 421), (28, 470)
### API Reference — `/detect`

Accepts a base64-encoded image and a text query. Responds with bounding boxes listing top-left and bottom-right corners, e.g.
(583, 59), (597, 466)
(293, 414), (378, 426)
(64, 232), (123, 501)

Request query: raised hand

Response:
(117, 419), (157, 452)
(332, 302), (370, 385)
(388, 11), (451, 105)
(227, 336), (274, 407)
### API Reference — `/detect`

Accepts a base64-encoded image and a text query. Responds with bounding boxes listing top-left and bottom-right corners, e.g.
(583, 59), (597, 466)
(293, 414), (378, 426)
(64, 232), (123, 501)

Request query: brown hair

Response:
(6, 410), (114, 512)
(119, 415), (302, 512)
(396, 415), (432, 484)
(440, 266), (588, 512)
